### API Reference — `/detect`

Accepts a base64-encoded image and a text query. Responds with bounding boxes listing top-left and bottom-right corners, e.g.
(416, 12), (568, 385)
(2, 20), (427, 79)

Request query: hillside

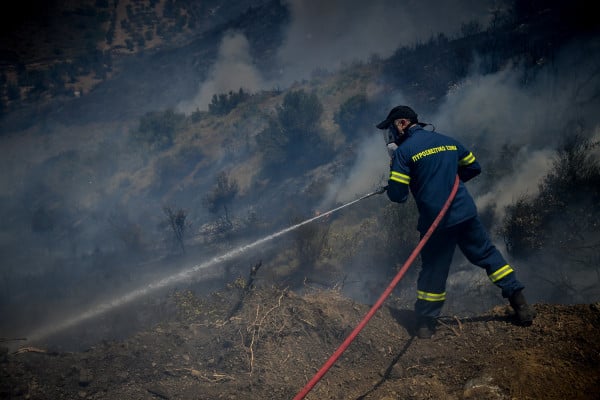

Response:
(1, 2), (600, 399)
(2, 286), (599, 399)
(0, 0), (286, 122)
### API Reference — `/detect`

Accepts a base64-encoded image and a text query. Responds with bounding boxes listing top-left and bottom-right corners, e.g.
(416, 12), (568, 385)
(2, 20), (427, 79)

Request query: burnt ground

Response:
(1, 285), (599, 400)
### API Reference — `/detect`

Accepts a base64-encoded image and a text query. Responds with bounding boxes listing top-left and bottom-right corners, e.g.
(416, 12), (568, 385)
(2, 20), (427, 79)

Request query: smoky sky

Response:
(275, 0), (506, 85)
(181, 0), (507, 111)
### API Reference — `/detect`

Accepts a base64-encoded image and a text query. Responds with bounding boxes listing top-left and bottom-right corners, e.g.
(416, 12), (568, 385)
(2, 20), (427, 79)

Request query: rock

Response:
(117, 371), (129, 381)
(463, 375), (506, 399)
(146, 384), (170, 399)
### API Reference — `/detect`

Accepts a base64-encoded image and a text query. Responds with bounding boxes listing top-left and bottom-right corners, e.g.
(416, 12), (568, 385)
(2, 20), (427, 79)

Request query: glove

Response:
(386, 142), (398, 158)
(375, 185), (388, 194)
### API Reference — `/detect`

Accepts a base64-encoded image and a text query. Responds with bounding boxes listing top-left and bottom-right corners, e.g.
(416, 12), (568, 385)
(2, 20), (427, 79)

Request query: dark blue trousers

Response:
(415, 216), (525, 318)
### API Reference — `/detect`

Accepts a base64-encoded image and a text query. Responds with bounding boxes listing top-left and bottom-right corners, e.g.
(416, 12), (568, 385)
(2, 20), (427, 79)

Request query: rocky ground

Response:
(1, 285), (599, 400)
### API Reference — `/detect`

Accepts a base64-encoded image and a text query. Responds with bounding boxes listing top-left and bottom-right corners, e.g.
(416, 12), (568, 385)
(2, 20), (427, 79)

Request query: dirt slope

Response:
(1, 287), (599, 400)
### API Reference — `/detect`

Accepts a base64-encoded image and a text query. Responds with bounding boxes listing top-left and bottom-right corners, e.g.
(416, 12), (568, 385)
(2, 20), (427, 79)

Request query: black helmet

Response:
(376, 105), (418, 129)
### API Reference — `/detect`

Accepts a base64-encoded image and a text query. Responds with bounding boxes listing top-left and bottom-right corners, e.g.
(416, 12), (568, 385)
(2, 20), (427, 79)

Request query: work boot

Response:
(415, 316), (437, 339)
(509, 289), (536, 326)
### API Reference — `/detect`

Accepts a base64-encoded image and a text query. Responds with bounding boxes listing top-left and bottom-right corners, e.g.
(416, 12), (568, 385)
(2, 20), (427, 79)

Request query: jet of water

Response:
(23, 190), (382, 344)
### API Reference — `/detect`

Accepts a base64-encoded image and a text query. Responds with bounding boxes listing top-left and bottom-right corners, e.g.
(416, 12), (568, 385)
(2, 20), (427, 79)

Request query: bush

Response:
(377, 199), (421, 263)
(162, 206), (188, 254)
(334, 94), (381, 137)
(255, 118), (287, 167)
(208, 88), (250, 116)
(203, 171), (239, 225)
(277, 89), (323, 144)
(131, 109), (186, 150)
(501, 196), (545, 257)
(501, 134), (600, 257)
(256, 89), (327, 171)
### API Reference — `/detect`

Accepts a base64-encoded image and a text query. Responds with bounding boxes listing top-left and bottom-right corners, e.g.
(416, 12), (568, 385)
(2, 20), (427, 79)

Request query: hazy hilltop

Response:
(0, 0), (287, 126)
(0, 2), (599, 398)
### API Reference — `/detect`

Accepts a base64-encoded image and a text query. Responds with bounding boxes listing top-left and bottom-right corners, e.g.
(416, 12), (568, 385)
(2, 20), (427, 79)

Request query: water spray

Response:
(22, 187), (387, 345)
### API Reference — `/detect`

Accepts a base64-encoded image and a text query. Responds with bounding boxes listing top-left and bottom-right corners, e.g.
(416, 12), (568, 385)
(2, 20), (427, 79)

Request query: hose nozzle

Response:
(375, 185), (388, 195)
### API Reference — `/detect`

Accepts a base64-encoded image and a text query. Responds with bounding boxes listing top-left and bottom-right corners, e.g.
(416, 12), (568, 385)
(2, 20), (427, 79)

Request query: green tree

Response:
(208, 88), (250, 116)
(277, 89), (323, 147)
(256, 89), (326, 170)
(334, 94), (380, 137)
(255, 118), (288, 166)
(132, 109), (186, 150)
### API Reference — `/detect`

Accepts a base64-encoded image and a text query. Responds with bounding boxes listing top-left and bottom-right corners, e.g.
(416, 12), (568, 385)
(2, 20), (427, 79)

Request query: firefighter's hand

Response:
(375, 185), (388, 195)
(386, 143), (398, 158)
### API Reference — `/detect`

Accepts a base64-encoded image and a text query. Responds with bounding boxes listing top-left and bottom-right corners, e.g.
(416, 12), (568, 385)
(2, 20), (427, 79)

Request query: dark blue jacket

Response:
(387, 125), (481, 233)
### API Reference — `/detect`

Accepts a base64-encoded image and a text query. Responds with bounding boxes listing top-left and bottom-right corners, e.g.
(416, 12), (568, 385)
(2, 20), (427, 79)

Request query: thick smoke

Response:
(338, 38), (600, 224)
(275, 0), (505, 85)
(475, 148), (554, 220)
(181, 0), (506, 110)
(320, 135), (389, 208)
(437, 39), (600, 216)
(177, 31), (265, 112)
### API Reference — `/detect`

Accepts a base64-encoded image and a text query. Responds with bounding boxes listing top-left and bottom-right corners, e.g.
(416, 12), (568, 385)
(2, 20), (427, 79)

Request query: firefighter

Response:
(376, 105), (536, 338)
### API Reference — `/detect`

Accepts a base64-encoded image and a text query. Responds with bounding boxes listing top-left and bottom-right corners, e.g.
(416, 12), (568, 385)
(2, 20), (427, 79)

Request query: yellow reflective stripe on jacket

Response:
(488, 264), (514, 282)
(390, 171), (410, 184)
(417, 290), (446, 302)
(459, 152), (476, 166)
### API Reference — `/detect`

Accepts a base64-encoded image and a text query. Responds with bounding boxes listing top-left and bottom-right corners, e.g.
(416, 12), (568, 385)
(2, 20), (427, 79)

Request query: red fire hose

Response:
(292, 175), (460, 400)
